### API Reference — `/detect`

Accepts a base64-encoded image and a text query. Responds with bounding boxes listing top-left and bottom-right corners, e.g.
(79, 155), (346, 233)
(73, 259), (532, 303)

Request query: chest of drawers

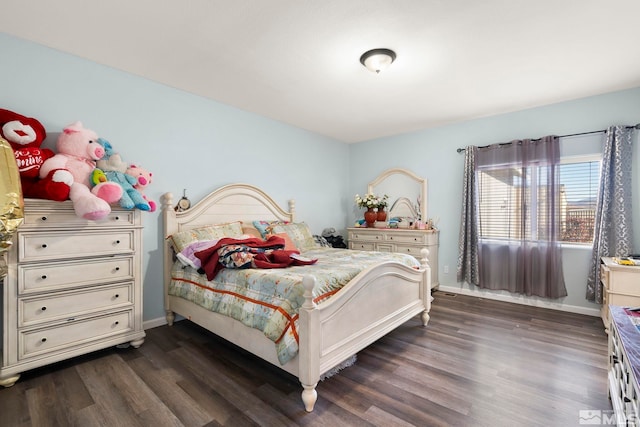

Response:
(1, 199), (145, 387)
(600, 257), (640, 332)
(347, 227), (439, 288)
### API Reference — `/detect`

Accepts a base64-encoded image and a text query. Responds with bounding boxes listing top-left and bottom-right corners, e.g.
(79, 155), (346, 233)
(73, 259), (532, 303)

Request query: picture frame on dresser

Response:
(0, 199), (145, 387)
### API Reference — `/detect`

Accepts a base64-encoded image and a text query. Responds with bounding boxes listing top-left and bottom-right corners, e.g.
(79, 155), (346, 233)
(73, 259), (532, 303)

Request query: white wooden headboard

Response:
(163, 183), (295, 236)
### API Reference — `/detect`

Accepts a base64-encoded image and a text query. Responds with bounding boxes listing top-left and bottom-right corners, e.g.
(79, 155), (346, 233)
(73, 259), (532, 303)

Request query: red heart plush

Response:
(0, 109), (46, 149)
(0, 108), (71, 201)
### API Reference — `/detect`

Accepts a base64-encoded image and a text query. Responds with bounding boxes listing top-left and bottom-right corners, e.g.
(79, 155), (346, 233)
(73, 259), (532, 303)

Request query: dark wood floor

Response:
(0, 292), (610, 427)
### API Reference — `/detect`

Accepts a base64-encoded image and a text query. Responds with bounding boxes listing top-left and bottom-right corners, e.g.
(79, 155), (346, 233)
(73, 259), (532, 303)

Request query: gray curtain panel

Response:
(458, 136), (567, 299)
(457, 146), (479, 284)
(586, 126), (635, 303)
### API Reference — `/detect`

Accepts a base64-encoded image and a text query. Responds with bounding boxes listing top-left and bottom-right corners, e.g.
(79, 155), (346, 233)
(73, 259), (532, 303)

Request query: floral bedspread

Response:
(169, 247), (420, 365)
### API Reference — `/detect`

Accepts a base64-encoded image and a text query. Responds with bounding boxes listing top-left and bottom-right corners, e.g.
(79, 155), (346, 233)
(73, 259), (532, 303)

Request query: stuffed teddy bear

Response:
(94, 139), (150, 211)
(0, 108), (72, 201)
(126, 164), (156, 212)
(39, 122), (123, 220)
(96, 138), (126, 173)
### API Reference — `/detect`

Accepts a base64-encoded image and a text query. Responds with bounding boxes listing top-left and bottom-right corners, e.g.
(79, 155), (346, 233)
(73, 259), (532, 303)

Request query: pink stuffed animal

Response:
(39, 122), (123, 220)
(126, 164), (156, 212)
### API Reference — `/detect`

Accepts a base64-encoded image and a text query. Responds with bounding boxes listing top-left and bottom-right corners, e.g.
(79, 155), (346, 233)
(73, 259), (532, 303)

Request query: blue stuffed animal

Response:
(94, 138), (150, 211)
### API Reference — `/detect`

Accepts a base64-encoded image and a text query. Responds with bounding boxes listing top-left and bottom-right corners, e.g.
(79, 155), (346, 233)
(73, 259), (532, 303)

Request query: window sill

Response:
(560, 243), (593, 250)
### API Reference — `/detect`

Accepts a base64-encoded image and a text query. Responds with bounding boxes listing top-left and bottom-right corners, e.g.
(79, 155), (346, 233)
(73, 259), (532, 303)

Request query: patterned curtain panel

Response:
(586, 126), (635, 303)
(457, 146), (479, 284)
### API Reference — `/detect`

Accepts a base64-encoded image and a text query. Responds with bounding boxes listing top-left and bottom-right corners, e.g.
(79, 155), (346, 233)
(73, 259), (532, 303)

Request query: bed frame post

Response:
(288, 199), (296, 222)
(420, 248), (432, 326)
(298, 275), (319, 412)
(162, 192), (176, 326)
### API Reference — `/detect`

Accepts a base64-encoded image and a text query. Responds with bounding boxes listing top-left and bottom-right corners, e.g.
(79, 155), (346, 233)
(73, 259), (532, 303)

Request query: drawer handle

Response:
(376, 236), (380, 240)
(115, 216), (120, 220)
(41, 306), (47, 311)
(114, 321), (119, 325)
(41, 338), (47, 343)
(414, 238), (418, 241)
(115, 294), (120, 298)
(41, 216), (47, 221)
(41, 275), (47, 280)
(115, 267), (120, 271)
(389, 237), (393, 240)
(115, 240), (121, 244)
(41, 244), (48, 248)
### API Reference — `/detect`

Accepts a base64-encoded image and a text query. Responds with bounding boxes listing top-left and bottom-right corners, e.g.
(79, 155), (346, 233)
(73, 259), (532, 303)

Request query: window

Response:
(558, 156), (601, 244)
(477, 156), (600, 244)
(459, 136), (569, 298)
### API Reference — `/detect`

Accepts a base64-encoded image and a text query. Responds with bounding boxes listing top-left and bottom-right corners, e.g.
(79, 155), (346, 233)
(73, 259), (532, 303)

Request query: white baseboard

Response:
(437, 285), (601, 317)
(143, 314), (187, 330)
(143, 316), (169, 330)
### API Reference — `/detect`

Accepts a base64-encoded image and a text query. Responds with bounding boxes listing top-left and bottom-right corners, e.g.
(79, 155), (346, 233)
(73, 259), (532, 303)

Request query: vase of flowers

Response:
(376, 194), (389, 221)
(355, 193), (385, 227)
(364, 209), (377, 227)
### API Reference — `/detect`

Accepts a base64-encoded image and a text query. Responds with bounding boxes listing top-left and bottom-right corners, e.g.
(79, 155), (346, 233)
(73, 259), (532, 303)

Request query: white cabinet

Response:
(347, 227), (439, 288)
(1, 199), (145, 387)
(600, 257), (640, 332)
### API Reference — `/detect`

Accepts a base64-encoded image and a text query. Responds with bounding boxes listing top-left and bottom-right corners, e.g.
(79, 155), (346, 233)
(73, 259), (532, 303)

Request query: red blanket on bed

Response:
(195, 235), (317, 280)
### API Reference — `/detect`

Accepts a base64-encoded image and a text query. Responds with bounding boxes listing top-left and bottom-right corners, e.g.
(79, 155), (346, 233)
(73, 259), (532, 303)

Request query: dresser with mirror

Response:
(348, 168), (439, 288)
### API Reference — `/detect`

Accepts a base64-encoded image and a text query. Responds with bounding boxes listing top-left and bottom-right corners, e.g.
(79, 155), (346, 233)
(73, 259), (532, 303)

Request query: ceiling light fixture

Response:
(360, 48), (396, 74)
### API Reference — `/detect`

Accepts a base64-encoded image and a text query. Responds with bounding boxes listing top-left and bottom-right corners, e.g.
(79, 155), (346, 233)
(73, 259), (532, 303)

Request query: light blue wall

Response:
(2, 33), (639, 320)
(0, 34), (349, 322)
(350, 87), (640, 313)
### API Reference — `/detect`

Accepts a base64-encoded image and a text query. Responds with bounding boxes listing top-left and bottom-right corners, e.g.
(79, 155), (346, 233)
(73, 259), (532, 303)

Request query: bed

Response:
(162, 183), (432, 412)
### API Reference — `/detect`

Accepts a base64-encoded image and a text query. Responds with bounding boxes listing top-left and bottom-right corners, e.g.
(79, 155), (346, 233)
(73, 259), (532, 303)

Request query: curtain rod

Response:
(455, 123), (640, 153)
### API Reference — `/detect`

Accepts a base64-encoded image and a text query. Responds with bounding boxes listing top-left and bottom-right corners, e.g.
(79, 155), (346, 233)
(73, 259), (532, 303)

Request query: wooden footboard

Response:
(298, 252), (430, 411)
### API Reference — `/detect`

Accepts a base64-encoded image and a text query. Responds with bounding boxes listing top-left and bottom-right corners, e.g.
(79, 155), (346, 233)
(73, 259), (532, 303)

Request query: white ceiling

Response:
(2, 0), (640, 143)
